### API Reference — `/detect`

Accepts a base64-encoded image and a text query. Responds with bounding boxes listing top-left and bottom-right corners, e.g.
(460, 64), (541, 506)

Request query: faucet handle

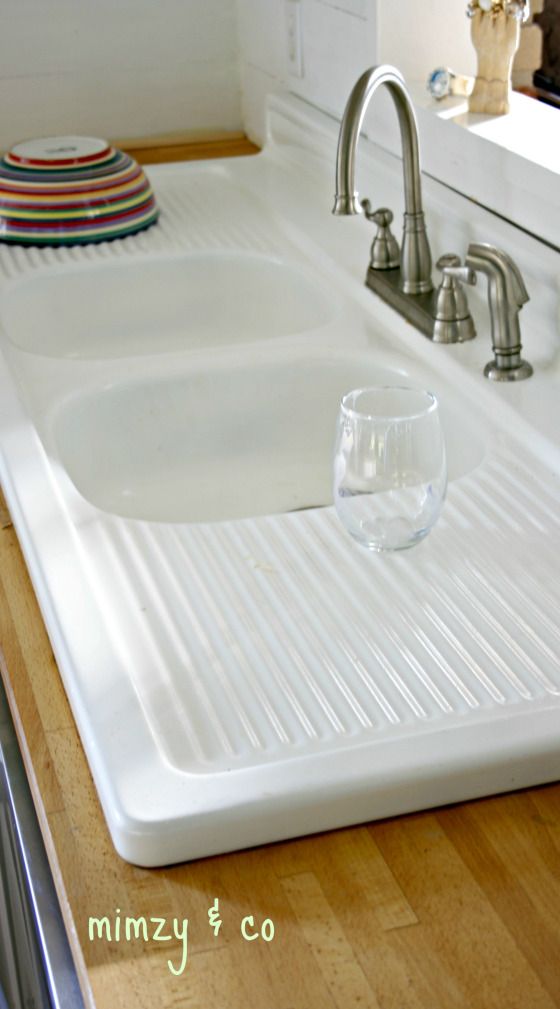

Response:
(361, 202), (400, 270)
(361, 203), (390, 226)
(432, 253), (477, 344)
(437, 253), (477, 288)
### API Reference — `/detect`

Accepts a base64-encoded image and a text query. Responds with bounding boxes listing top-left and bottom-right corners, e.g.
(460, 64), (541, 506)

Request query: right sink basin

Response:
(52, 350), (486, 524)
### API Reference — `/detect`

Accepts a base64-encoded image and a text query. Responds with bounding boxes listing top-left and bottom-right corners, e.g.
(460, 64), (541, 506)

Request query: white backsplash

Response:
(0, 0), (241, 150)
(237, 0), (475, 144)
(0, 1), (521, 161)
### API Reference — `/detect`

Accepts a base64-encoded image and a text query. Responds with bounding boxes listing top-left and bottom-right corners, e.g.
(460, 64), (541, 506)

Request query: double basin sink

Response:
(0, 131), (558, 867)
(1, 249), (483, 526)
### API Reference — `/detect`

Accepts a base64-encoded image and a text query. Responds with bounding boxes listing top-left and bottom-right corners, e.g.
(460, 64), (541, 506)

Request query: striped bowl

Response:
(0, 135), (159, 245)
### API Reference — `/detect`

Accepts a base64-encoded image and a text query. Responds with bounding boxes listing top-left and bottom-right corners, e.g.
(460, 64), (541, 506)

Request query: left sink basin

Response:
(0, 250), (338, 358)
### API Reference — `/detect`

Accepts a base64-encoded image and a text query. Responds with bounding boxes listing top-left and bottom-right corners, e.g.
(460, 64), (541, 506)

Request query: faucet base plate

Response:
(366, 266), (476, 344)
(365, 265), (441, 339)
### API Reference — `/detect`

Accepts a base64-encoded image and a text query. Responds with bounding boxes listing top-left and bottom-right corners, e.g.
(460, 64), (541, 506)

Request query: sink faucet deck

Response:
(333, 63), (533, 381)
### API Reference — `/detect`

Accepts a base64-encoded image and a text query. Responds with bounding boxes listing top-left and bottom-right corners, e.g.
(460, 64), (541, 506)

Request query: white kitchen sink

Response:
(0, 94), (558, 866)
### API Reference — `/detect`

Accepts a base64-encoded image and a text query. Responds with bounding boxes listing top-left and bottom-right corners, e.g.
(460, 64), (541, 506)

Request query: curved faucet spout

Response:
(333, 64), (432, 295)
(334, 65), (422, 216)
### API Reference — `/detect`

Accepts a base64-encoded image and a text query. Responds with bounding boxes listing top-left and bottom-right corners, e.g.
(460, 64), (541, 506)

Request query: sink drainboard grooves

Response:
(68, 433), (560, 779)
(0, 177), (284, 283)
(184, 525), (342, 740)
(467, 558), (560, 670)
(285, 510), (505, 712)
(210, 521), (382, 733)
(273, 516), (467, 715)
(237, 517), (427, 723)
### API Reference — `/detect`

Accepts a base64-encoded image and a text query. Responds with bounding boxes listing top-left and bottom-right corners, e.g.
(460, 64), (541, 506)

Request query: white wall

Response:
(0, 0), (242, 151)
(237, 0), (476, 144)
(377, 1), (476, 82)
(0, 2), (483, 154)
(237, 0), (377, 143)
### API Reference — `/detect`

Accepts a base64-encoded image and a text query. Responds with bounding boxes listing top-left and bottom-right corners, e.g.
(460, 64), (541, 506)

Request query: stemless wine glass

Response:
(333, 386), (447, 552)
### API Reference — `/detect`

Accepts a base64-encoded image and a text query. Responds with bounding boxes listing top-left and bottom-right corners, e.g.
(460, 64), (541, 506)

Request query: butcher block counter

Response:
(0, 135), (559, 1009)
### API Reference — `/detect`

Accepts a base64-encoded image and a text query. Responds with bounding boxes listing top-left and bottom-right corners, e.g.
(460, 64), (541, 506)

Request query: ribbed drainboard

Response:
(77, 442), (560, 774)
(0, 168), (280, 282)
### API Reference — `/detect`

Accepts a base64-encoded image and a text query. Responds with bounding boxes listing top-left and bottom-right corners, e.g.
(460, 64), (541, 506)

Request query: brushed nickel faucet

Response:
(333, 64), (433, 296)
(333, 64), (532, 380)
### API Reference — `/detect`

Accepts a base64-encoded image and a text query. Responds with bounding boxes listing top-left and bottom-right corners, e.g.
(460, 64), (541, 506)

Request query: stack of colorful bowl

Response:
(0, 135), (159, 246)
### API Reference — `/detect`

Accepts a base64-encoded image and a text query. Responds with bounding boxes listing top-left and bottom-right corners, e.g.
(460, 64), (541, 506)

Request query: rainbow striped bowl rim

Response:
(0, 135), (160, 245)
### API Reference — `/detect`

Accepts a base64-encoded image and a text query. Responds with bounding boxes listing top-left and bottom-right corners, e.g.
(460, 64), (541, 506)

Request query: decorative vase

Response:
(468, 7), (521, 114)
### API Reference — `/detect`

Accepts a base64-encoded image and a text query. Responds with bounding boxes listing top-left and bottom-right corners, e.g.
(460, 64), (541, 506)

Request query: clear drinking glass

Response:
(333, 386), (447, 552)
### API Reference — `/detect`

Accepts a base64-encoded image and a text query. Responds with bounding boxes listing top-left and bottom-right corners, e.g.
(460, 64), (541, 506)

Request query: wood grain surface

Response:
(0, 136), (559, 1009)
(123, 134), (260, 165)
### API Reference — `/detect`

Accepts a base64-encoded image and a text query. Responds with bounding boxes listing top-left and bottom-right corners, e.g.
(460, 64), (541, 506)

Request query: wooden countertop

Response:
(1, 137), (560, 1009)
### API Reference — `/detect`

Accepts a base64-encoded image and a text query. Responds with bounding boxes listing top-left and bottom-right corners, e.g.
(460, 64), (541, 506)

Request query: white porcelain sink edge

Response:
(0, 98), (559, 865)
